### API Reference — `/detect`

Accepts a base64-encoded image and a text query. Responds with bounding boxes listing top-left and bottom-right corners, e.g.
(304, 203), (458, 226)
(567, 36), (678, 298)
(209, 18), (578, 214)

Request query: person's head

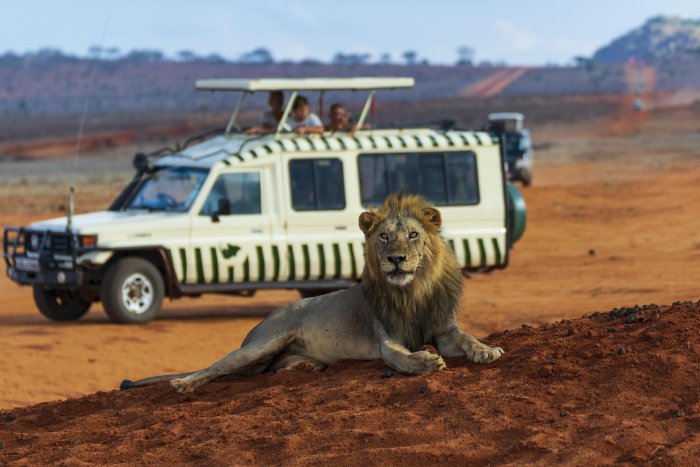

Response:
(329, 103), (349, 125)
(268, 91), (284, 111)
(292, 95), (310, 120)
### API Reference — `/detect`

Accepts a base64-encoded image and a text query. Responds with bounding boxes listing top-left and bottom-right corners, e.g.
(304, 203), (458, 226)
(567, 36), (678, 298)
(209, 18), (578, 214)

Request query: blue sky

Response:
(2, 0), (700, 65)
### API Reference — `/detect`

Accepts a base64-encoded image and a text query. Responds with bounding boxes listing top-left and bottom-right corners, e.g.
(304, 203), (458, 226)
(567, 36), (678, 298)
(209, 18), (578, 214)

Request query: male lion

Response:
(121, 194), (504, 393)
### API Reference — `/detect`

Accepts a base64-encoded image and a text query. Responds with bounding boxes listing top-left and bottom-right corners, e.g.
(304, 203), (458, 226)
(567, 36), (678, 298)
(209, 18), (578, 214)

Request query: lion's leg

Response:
(171, 333), (294, 393)
(373, 319), (446, 374)
(436, 326), (504, 364)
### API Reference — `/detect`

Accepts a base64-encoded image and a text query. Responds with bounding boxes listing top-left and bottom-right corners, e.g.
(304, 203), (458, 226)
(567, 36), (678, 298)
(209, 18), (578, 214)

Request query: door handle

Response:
(335, 225), (347, 230)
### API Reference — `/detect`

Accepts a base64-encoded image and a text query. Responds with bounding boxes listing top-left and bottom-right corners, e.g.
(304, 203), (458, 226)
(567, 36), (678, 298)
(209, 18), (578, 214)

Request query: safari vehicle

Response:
(488, 112), (533, 186)
(3, 77), (526, 324)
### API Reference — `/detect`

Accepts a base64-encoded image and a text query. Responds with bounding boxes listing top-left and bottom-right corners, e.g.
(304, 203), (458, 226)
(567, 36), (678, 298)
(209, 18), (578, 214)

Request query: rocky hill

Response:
(594, 15), (700, 63)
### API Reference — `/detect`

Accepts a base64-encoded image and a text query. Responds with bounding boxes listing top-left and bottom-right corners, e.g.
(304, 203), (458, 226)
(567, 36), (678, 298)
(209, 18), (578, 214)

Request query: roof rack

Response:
(195, 77), (415, 137)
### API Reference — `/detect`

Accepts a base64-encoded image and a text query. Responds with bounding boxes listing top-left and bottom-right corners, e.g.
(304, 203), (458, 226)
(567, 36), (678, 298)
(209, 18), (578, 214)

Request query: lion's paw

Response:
(406, 350), (447, 373)
(464, 342), (504, 364)
(171, 377), (199, 393)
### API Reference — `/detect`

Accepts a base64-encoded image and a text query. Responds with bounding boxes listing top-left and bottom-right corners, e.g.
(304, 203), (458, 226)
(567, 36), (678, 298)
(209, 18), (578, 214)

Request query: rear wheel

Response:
(33, 285), (91, 321)
(519, 168), (532, 187)
(101, 257), (164, 324)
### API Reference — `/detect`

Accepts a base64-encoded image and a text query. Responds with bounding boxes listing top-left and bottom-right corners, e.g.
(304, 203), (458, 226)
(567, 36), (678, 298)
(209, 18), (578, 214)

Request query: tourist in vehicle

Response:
(245, 91), (284, 134)
(289, 95), (324, 135)
(326, 102), (353, 132)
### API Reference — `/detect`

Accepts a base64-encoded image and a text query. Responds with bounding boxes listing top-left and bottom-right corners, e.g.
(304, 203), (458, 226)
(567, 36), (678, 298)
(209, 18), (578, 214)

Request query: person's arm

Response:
(294, 113), (324, 135)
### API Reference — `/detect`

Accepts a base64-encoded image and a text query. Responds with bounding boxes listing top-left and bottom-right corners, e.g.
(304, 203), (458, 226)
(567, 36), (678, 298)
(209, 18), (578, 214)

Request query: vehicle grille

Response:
(24, 231), (73, 254)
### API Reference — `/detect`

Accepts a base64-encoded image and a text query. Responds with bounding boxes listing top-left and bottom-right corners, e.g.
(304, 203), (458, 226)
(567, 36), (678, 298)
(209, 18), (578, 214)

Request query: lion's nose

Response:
(387, 255), (406, 265)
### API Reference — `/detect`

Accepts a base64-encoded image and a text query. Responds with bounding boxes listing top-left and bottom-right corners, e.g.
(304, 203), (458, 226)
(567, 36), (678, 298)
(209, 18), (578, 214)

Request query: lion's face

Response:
(372, 216), (429, 287)
(359, 196), (442, 288)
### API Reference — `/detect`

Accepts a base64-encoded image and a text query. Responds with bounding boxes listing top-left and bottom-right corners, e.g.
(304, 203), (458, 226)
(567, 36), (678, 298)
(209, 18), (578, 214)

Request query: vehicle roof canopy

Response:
(195, 77), (415, 92)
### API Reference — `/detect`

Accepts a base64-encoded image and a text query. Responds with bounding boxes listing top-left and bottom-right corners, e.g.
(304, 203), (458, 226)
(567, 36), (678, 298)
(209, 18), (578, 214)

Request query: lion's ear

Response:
(358, 212), (377, 235)
(423, 207), (442, 229)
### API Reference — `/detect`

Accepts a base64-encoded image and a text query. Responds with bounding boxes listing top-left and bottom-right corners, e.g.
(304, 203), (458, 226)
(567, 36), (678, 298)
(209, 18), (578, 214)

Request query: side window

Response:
(289, 159), (345, 211)
(359, 151), (479, 206)
(200, 172), (261, 216)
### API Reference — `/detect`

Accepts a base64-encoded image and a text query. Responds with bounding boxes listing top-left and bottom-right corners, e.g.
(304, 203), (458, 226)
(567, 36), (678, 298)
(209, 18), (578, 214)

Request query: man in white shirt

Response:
(289, 95), (324, 135)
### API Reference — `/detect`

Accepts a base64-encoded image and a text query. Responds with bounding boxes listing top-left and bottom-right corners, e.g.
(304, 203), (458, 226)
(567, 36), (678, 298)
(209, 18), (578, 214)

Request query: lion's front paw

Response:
(464, 342), (504, 364)
(405, 350), (447, 374)
(171, 377), (200, 393)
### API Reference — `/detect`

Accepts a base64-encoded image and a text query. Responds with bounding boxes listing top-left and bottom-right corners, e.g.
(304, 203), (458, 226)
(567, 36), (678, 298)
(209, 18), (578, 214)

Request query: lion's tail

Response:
(119, 372), (195, 391)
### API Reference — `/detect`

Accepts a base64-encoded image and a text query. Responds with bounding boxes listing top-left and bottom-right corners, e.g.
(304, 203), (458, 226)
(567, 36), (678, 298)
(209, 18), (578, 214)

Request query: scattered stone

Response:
(618, 347), (627, 355)
(625, 316), (638, 324)
(538, 367), (553, 378)
(677, 409), (685, 418)
(589, 311), (600, 319)
(560, 410), (569, 417)
(419, 384), (429, 394)
(607, 328), (620, 333)
(382, 370), (395, 379)
(566, 328), (575, 337)
(650, 312), (660, 319)
(3, 414), (16, 422)
(588, 249), (595, 256)
(672, 301), (681, 307)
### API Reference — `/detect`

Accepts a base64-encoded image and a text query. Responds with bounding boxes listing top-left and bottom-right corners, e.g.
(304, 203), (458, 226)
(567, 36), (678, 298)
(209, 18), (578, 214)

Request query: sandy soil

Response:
(0, 104), (699, 463)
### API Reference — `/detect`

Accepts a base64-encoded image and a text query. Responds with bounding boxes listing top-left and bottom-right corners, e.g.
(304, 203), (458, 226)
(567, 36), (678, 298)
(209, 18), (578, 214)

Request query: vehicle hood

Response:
(29, 210), (187, 236)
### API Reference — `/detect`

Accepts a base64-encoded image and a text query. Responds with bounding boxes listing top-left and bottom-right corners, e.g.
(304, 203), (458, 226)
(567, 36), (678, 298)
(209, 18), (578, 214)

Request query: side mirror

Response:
(211, 198), (230, 223)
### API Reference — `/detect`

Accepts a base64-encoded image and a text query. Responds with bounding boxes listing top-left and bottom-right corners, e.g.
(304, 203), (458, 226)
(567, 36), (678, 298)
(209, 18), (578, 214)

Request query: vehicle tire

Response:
(100, 257), (164, 324)
(32, 285), (91, 321)
(520, 168), (532, 187)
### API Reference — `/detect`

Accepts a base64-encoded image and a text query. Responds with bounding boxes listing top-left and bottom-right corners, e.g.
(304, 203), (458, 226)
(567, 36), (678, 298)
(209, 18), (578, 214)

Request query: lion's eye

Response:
(379, 233), (389, 241)
(409, 232), (419, 239)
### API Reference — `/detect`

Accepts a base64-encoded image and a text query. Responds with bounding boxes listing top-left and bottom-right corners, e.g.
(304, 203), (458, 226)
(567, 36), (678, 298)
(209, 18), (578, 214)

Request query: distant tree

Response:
(240, 47), (274, 64)
(88, 45), (103, 57)
(456, 46), (474, 66)
(203, 53), (226, 63)
(378, 53), (392, 65)
(299, 58), (323, 65)
(332, 52), (371, 65)
(33, 48), (66, 59)
(124, 49), (164, 62)
(104, 47), (121, 60)
(402, 50), (417, 65)
(177, 50), (198, 62)
(573, 55), (595, 71)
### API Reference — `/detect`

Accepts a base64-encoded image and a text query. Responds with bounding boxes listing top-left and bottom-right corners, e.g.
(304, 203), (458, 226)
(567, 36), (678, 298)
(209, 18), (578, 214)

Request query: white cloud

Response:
(496, 19), (539, 52)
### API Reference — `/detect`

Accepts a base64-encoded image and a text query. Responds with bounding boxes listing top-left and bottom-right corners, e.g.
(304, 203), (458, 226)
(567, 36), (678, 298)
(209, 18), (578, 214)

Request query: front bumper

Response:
(3, 227), (83, 286)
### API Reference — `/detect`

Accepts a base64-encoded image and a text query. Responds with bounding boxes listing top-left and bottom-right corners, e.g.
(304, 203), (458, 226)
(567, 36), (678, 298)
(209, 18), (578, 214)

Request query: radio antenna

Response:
(67, 15), (111, 231)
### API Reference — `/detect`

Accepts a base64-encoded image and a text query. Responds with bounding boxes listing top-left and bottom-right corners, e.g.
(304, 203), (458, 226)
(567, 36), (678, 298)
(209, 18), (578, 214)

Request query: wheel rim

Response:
(120, 273), (154, 314)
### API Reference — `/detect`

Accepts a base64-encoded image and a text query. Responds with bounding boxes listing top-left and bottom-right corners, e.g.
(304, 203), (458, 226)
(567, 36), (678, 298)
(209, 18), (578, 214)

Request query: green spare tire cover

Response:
(507, 182), (526, 243)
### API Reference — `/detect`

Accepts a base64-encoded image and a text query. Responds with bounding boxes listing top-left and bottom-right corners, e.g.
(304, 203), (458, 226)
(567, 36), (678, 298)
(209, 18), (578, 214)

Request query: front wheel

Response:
(33, 285), (91, 321)
(101, 257), (164, 324)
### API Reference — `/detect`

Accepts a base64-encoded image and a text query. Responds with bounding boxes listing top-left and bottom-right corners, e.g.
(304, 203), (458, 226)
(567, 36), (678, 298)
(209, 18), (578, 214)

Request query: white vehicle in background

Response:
(3, 77), (527, 324)
(488, 112), (533, 186)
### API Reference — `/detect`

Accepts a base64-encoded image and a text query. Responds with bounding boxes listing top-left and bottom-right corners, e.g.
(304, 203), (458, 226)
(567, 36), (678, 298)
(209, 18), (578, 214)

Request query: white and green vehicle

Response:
(3, 77), (526, 324)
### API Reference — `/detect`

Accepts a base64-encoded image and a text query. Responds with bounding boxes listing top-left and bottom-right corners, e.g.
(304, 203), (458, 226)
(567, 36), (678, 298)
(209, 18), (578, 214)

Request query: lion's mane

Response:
(360, 193), (463, 351)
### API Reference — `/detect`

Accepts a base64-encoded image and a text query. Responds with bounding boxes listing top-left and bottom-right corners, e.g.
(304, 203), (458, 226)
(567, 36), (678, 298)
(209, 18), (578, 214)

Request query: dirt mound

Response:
(1, 301), (699, 465)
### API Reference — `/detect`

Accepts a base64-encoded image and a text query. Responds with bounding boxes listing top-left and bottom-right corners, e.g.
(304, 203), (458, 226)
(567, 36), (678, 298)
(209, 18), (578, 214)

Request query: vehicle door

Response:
(281, 155), (361, 283)
(187, 167), (284, 286)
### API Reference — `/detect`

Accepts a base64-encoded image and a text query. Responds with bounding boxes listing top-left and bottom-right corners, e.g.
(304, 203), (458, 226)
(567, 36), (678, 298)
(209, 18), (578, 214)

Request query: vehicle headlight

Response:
(79, 234), (98, 249)
(29, 233), (40, 250)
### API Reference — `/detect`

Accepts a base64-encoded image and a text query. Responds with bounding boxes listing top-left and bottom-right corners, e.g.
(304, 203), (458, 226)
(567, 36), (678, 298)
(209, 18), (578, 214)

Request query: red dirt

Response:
(1, 301), (698, 465)
(460, 68), (530, 98)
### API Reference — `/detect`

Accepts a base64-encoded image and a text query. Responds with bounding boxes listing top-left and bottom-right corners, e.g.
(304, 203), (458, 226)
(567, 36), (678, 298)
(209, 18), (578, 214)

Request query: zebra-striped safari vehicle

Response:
(3, 77), (526, 323)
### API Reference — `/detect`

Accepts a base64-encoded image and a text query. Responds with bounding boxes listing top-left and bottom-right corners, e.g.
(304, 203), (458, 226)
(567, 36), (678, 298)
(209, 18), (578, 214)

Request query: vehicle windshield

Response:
(126, 167), (208, 212)
(504, 133), (529, 158)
